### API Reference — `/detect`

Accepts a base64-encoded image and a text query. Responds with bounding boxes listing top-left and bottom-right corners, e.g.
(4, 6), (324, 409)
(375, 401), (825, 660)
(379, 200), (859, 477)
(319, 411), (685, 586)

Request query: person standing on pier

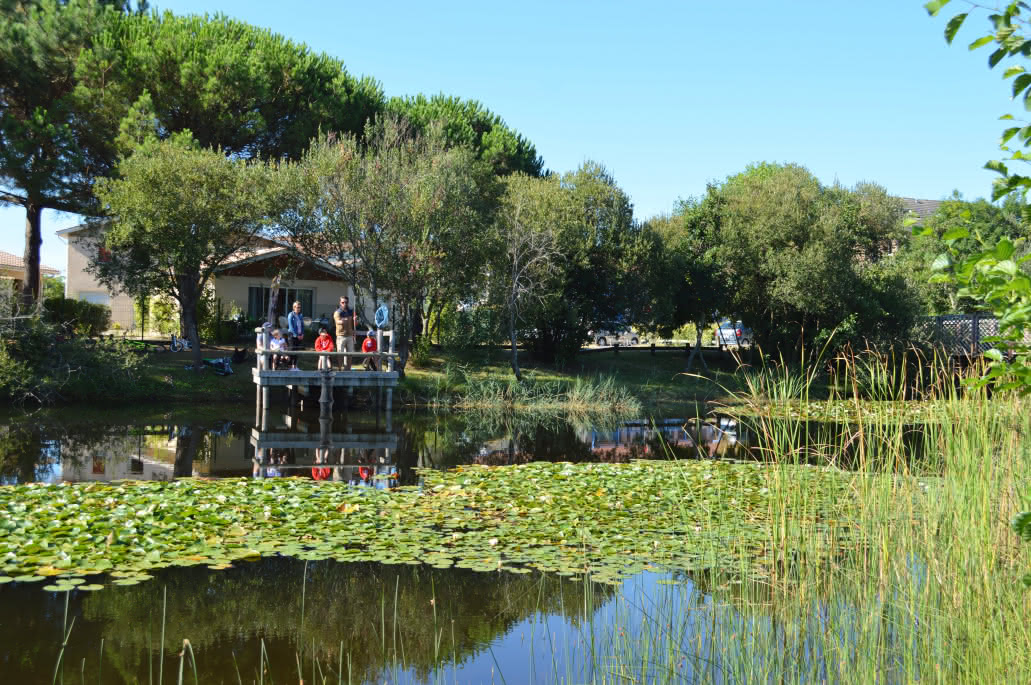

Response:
(287, 301), (305, 370)
(315, 327), (334, 370)
(333, 295), (357, 370)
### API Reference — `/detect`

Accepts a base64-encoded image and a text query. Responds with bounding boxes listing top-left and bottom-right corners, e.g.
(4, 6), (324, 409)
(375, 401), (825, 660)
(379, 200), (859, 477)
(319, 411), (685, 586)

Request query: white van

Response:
(591, 328), (645, 347)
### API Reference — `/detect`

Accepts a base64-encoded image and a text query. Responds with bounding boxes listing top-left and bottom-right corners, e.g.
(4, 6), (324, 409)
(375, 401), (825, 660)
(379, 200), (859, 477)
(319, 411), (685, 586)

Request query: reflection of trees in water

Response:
(0, 406), (932, 485)
(0, 413), (241, 483)
(0, 559), (615, 684)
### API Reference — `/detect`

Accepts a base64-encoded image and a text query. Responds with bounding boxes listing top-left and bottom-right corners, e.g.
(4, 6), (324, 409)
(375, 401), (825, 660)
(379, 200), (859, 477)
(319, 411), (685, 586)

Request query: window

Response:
(80, 292), (110, 306)
(248, 286), (313, 319)
(97, 247), (112, 263)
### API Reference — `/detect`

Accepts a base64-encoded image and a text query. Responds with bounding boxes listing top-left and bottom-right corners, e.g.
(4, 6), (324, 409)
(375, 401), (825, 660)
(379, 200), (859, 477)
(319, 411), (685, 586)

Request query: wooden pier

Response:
(253, 326), (400, 419)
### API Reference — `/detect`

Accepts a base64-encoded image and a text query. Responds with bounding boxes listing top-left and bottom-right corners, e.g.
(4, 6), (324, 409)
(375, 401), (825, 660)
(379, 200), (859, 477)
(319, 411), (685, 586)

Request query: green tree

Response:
(643, 190), (732, 370)
(894, 193), (1027, 313)
(712, 163), (916, 354)
(84, 10), (384, 160)
(387, 94), (542, 177)
(41, 274), (64, 300)
(283, 116), (497, 373)
(494, 173), (565, 379)
(520, 162), (648, 364)
(91, 136), (276, 369)
(0, 0), (130, 307)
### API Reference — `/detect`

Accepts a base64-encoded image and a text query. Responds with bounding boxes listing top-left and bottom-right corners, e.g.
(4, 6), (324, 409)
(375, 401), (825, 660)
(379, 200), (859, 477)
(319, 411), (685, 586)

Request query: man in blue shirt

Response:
(286, 301), (305, 370)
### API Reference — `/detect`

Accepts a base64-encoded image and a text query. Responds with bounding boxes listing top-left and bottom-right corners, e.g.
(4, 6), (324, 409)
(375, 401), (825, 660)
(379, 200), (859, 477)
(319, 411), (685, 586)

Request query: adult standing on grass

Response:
(287, 301), (304, 369)
(333, 295), (357, 370)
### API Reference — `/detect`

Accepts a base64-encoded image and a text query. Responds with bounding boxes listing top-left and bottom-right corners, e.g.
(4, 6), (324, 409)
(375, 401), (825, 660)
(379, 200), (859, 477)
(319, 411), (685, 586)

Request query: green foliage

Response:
(1013, 511), (1031, 586)
(893, 193), (1028, 313)
(147, 294), (178, 335)
(81, 9), (384, 160)
(41, 275), (64, 300)
(702, 164), (917, 354)
(517, 162), (653, 364)
(927, 0), (1031, 588)
(438, 305), (503, 349)
(92, 136), (278, 365)
(643, 190), (731, 341)
(282, 115), (499, 374)
(0, 316), (144, 404)
(456, 372), (642, 416)
(42, 297), (111, 337)
(0, 0), (127, 301)
(0, 459), (855, 587)
(387, 93), (542, 176)
(196, 292), (240, 344)
(407, 334), (433, 367)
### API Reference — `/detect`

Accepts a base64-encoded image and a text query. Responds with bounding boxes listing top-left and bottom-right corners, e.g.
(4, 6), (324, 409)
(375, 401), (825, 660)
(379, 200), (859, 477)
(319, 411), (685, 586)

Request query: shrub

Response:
(42, 297), (111, 337)
(0, 316), (144, 405)
(408, 334), (433, 367)
(149, 296), (178, 335)
(438, 304), (503, 349)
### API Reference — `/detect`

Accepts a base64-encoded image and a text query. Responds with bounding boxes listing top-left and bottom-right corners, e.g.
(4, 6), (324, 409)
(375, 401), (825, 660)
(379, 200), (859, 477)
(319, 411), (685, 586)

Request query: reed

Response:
(588, 348), (1031, 683)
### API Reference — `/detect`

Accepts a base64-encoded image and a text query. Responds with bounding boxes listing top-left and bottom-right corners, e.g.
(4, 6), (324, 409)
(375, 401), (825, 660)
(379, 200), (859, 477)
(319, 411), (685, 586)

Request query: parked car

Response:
(714, 320), (753, 347)
(591, 328), (646, 347)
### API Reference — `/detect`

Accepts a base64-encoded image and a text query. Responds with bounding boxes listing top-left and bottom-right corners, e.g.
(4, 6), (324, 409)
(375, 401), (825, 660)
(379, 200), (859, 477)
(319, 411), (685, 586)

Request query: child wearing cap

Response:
(315, 327), (334, 370)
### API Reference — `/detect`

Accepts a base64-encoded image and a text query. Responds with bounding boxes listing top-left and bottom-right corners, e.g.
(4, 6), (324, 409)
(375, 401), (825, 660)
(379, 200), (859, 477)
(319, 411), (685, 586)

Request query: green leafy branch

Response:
(926, 0), (1031, 583)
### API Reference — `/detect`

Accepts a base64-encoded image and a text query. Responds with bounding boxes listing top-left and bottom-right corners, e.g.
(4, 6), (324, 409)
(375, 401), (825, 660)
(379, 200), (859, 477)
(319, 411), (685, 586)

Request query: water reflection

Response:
(0, 557), (617, 685)
(0, 556), (932, 685)
(0, 405), (929, 484)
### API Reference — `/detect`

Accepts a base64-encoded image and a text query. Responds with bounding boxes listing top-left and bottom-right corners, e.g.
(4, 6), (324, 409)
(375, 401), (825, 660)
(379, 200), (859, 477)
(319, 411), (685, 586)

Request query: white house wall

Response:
(212, 275), (387, 330)
(65, 233), (136, 329)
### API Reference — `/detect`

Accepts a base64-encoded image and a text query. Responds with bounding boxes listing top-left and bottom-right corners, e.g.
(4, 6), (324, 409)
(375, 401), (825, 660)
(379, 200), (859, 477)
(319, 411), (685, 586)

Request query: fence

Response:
(912, 314), (1031, 357)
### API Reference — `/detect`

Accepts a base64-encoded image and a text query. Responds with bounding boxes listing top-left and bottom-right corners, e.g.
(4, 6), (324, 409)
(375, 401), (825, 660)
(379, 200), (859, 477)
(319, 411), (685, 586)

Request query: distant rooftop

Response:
(0, 250), (59, 276)
(899, 198), (943, 223)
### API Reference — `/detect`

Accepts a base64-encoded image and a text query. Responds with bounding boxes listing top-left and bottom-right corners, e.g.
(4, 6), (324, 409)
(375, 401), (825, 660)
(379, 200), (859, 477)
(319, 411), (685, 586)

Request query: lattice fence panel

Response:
(915, 314), (1031, 356)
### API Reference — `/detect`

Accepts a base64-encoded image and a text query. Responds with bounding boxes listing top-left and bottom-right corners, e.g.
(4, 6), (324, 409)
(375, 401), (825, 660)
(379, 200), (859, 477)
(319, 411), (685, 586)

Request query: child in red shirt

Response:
(362, 330), (378, 371)
(315, 327), (334, 370)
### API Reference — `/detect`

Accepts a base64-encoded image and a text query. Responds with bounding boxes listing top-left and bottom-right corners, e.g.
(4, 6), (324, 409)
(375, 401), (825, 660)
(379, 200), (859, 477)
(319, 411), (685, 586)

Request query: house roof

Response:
(55, 223), (90, 237)
(899, 198), (943, 223)
(214, 246), (345, 278)
(0, 250), (60, 276)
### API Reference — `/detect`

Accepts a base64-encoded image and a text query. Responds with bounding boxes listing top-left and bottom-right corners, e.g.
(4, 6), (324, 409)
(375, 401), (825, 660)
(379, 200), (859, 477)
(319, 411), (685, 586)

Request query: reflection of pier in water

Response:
(250, 394), (402, 483)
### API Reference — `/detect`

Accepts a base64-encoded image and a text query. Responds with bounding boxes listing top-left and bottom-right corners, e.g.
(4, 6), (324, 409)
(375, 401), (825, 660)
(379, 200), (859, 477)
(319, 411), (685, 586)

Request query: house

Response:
(58, 224), (380, 333)
(899, 198), (943, 225)
(0, 250), (60, 304)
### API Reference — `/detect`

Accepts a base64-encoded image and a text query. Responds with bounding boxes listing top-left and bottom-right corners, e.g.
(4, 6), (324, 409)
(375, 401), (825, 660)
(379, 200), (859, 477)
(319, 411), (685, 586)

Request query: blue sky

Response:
(0, 1), (1015, 273)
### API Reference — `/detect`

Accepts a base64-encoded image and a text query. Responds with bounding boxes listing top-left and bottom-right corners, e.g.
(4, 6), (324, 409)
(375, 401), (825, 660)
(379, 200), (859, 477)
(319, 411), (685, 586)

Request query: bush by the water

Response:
(456, 370), (641, 415)
(42, 297), (111, 337)
(0, 316), (145, 404)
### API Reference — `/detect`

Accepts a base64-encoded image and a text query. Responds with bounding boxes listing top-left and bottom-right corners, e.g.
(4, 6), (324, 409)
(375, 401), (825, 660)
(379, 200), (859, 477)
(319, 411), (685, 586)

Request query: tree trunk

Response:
(509, 297), (521, 380)
(20, 202), (43, 311)
(395, 303), (409, 378)
(173, 425), (203, 478)
(177, 274), (203, 370)
(686, 321), (708, 371)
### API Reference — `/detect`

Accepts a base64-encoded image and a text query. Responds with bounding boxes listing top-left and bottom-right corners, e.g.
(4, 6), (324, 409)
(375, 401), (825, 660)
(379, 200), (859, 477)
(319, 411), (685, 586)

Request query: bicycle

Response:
(169, 333), (193, 353)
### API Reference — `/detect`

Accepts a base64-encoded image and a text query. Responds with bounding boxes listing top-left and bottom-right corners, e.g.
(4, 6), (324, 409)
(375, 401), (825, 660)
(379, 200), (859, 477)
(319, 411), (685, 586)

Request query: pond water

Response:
(0, 402), (928, 485)
(0, 403), (936, 683)
(0, 555), (916, 685)
(0, 404), (759, 485)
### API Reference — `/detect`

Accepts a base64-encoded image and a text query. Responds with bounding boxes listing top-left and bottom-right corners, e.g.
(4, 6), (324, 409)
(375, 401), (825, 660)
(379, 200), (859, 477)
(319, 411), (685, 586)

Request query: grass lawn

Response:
(400, 345), (752, 412)
(136, 345), (254, 404)
(129, 342), (757, 412)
